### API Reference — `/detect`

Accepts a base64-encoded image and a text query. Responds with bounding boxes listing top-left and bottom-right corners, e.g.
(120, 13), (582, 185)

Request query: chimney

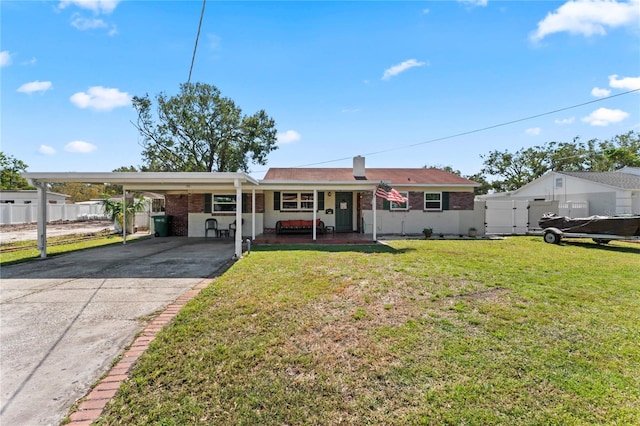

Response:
(353, 155), (366, 179)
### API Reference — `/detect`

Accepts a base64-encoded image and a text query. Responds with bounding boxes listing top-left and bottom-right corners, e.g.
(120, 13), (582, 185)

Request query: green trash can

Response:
(152, 215), (169, 237)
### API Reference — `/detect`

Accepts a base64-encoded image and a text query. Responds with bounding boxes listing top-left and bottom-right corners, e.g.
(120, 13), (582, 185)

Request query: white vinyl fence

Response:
(484, 199), (529, 234)
(0, 203), (151, 229)
(558, 201), (589, 218)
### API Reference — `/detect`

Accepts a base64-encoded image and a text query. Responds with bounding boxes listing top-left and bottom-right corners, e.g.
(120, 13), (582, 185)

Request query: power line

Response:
(258, 88), (639, 172)
(187, 0), (207, 84)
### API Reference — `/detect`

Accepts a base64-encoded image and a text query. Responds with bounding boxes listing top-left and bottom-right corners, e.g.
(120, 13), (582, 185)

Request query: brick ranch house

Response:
(24, 156), (480, 259)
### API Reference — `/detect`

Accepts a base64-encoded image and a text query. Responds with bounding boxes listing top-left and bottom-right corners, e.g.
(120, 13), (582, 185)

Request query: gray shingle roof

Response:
(558, 171), (640, 190)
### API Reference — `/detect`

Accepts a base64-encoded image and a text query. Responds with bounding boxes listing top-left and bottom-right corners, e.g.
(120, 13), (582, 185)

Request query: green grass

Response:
(0, 233), (138, 266)
(97, 237), (640, 425)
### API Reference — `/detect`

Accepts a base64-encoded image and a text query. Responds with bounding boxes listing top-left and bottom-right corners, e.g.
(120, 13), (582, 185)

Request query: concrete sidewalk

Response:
(0, 237), (234, 426)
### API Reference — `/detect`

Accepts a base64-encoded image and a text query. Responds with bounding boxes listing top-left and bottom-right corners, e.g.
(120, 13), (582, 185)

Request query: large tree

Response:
(132, 83), (278, 172)
(480, 131), (640, 192)
(0, 152), (31, 190)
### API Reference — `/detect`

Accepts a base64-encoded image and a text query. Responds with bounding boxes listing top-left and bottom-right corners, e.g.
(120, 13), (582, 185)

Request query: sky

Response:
(2, 0), (639, 180)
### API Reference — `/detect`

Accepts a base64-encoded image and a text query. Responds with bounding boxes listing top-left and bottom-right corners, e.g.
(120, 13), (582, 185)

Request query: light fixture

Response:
(328, 192), (332, 196)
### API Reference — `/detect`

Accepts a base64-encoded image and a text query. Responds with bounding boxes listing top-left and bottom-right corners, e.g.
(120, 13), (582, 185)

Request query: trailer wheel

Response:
(543, 230), (561, 244)
(592, 238), (611, 245)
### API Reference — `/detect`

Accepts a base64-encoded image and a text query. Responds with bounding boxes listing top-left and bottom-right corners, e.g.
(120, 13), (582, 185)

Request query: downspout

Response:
(234, 179), (242, 259)
(35, 181), (47, 258)
(372, 187), (377, 241)
(313, 189), (317, 241)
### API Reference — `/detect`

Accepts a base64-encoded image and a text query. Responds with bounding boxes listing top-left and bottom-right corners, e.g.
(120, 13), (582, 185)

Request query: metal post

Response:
(234, 179), (242, 259)
(36, 183), (47, 258)
(122, 188), (127, 244)
(251, 189), (256, 241)
(313, 189), (317, 241)
(372, 188), (377, 241)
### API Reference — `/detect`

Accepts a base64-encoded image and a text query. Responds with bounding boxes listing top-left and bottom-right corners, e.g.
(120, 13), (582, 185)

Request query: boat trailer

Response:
(542, 227), (640, 245)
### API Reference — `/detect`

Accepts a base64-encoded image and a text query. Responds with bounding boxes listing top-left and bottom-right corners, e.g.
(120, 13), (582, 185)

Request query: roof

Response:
(263, 168), (478, 186)
(558, 171), (640, 190)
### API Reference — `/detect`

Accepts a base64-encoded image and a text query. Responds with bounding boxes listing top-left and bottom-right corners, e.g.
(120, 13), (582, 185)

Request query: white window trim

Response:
(281, 192), (315, 211)
(213, 194), (237, 212)
(424, 192), (442, 211)
(390, 191), (409, 211)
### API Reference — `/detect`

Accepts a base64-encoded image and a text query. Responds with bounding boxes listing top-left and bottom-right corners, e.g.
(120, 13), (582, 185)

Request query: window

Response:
(555, 177), (563, 188)
(390, 191), (408, 210)
(424, 192), (442, 211)
(213, 194), (237, 212)
(281, 192), (315, 211)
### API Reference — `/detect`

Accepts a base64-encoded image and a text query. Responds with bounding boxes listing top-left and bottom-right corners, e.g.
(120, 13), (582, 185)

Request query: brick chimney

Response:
(353, 155), (366, 179)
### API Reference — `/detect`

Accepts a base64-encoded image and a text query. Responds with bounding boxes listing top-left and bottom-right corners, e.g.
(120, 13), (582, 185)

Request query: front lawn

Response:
(97, 237), (640, 425)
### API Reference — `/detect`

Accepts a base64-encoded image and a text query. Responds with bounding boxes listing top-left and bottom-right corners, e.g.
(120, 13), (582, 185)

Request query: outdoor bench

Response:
(276, 218), (325, 234)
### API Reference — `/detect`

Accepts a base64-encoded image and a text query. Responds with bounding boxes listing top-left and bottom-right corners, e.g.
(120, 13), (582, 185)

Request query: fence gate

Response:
(485, 200), (529, 235)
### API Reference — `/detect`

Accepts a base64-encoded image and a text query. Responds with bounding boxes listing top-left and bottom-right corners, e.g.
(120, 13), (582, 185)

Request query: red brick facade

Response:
(165, 194), (189, 236)
(362, 190), (474, 211)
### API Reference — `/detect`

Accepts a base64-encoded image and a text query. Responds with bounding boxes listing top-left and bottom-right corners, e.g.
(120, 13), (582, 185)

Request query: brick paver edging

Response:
(66, 278), (213, 425)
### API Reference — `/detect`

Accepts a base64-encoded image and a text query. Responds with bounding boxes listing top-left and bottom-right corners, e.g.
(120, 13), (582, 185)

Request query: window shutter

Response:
(318, 192), (324, 210)
(204, 194), (212, 213)
(442, 192), (450, 210)
(383, 199), (390, 210)
(273, 191), (280, 211)
(242, 193), (249, 213)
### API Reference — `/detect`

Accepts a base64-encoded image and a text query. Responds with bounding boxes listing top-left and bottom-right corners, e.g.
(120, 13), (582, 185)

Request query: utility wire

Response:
(258, 88), (639, 172)
(187, 0), (207, 84)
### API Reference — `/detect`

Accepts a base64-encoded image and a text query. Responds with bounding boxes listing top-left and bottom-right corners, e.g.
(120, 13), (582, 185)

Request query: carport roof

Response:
(23, 172), (259, 190)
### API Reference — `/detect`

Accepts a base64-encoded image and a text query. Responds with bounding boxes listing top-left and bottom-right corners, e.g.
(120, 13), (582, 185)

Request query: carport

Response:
(22, 172), (259, 259)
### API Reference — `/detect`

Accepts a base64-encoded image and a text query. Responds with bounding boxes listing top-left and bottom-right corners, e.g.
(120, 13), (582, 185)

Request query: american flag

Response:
(376, 182), (407, 203)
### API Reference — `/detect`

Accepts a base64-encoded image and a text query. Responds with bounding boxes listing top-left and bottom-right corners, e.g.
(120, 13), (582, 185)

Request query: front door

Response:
(335, 192), (353, 232)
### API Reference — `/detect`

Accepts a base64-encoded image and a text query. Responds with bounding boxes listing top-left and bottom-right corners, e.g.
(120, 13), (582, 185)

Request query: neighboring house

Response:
(481, 168), (640, 216)
(0, 190), (69, 205)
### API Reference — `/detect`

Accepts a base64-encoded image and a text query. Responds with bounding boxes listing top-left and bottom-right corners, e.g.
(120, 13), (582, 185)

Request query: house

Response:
(23, 157), (480, 259)
(0, 190), (69, 205)
(481, 168), (640, 217)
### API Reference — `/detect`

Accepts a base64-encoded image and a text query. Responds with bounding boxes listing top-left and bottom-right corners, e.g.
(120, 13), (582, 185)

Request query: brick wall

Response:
(189, 194), (205, 213)
(448, 192), (475, 210)
(165, 194), (188, 236)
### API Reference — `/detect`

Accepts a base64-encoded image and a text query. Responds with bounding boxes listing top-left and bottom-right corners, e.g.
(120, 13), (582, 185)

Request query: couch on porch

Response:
(276, 218), (325, 234)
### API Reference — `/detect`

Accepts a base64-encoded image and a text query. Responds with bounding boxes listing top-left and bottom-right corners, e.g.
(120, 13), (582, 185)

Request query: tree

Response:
(102, 196), (147, 234)
(0, 152), (31, 190)
(132, 82), (278, 172)
(49, 182), (107, 202)
(480, 131), (640, 191)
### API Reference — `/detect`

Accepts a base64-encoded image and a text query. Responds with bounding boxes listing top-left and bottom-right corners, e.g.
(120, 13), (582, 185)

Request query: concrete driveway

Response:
(0, 237), (234, 426)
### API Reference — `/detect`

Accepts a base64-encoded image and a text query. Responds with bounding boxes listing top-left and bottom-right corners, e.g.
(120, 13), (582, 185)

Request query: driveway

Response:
(0, 237), (234, 426)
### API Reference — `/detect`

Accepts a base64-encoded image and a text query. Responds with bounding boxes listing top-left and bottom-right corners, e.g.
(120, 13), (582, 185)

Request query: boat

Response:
(539, 213), (640, 237)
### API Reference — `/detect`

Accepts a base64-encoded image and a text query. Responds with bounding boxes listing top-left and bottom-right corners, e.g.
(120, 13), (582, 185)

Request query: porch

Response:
(252, 231), (375, 245)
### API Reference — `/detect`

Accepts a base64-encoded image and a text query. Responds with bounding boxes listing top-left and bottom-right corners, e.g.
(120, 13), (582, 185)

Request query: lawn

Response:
(97, 237), (639, 425)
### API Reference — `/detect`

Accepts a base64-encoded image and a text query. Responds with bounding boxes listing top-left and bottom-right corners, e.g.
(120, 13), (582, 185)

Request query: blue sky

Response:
(2, 0), (639, 179)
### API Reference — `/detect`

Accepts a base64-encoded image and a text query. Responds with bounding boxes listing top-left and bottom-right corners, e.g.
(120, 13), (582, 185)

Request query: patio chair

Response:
(205, 218), (219, 237)
(229, 218), (244, 237)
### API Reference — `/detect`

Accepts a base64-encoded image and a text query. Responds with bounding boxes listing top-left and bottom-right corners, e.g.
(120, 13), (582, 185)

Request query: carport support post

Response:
(36, 182), (47, 258)
(312, 189), (317, 241)
(251, 189), (256, 240)
(122, 188), (127, 245)
(234, 179), (242, 259)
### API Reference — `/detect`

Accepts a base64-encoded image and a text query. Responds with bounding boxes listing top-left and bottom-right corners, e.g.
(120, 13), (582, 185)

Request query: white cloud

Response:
(70, 86), (131, 111)
(22, 57), (37, 66)
(71, 14), (107, 30)
(39, 145), (56, 155)
(591, 87), (611, 97)
(65, 140), (97, 153)
(530, 0), (640, 42)
(17, 80), (53, 94)
(458, 0), (488, 6)
(0, 51), (11, 67)
(554, 117), (575, 125)
(582, 107), (629, 126)
(422, 8), (430, 14)
(277, 130), (301, 144)
(526, 127), (542, 135)
(609, 74), (640, 91)
(58, 0), (121, 14)
(382, 59), (427, 81)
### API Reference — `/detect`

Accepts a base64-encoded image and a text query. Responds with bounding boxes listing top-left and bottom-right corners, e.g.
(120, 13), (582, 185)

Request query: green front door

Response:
(335, 192), (353, 232)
